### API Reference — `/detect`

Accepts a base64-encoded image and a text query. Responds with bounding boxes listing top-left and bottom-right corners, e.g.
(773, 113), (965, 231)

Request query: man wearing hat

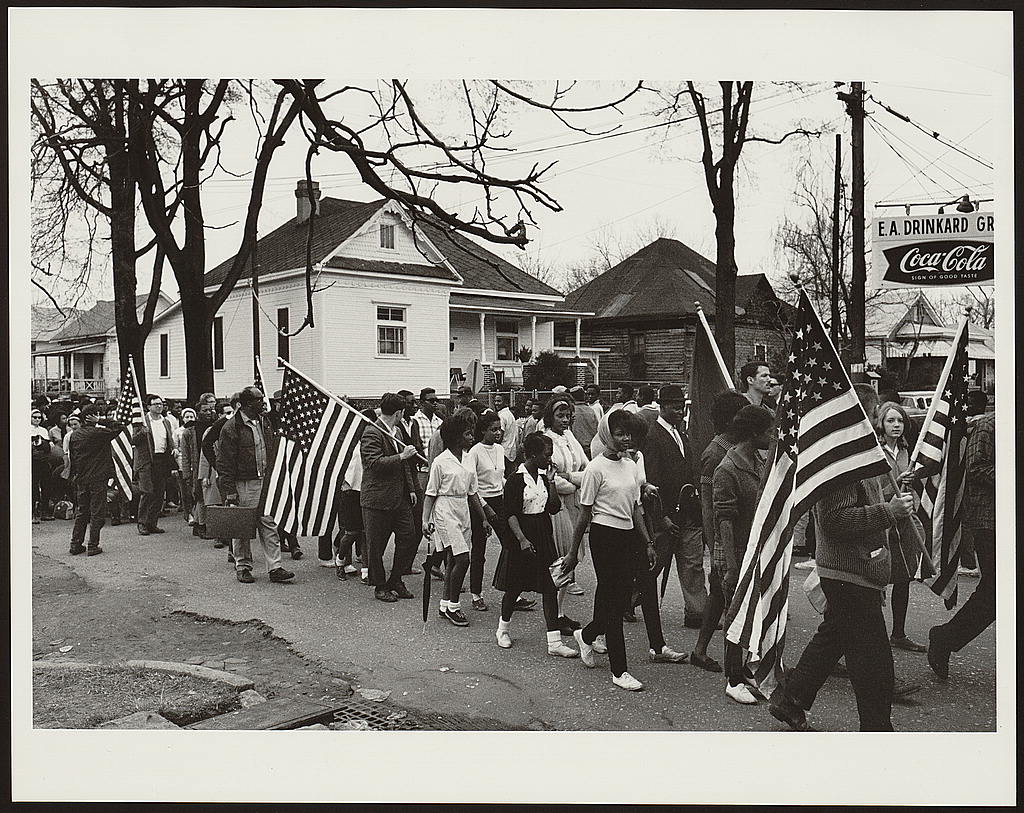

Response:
(455, 385), (474, 408)
(640, 384), (708, 627)
(67, 404), (127, 555)
(569, 385), (597, 459)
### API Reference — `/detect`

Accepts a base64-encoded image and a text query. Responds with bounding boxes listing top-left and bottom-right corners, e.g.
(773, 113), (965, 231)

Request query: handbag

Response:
(549, 556), (573, 589)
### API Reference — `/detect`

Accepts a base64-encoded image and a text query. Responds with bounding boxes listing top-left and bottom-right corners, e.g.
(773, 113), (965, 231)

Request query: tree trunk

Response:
(181, 292), (214, 401)
(713, 165), (738, 376)
(107, 148), (147, 397)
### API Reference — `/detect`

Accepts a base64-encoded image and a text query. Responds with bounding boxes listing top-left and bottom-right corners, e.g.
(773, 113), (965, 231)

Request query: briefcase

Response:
(204, 505), (259, 539)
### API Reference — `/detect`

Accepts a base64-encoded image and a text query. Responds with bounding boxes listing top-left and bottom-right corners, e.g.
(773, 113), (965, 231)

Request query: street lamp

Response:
(939, 194), (977, 214)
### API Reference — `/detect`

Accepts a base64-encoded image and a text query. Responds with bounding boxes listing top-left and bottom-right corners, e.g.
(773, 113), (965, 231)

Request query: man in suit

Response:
(640, 383), (708, 627)
(568, 385), (597, 459)
(133, 393), (176, 535)
(361, 392), (421, 603)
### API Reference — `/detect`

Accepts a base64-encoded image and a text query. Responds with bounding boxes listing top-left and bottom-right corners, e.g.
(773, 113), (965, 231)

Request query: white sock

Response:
(449, 600), (461, 611)
(546, 630), (562, 646)
(498, 618), (511, 632)
(440, 599), (449, 611)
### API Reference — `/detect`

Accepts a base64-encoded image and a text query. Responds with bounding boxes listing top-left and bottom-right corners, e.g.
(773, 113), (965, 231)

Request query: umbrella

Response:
(421, 543), (447, 625)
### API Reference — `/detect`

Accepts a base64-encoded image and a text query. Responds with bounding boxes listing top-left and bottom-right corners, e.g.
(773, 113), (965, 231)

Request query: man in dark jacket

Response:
(132, 394), (176, 535)
(640, 384), (707, 627)
(360, 392), (420, 602)
(218, 386), (294, 584)
(187, 393), (217, 538)
(68, 404), (126, 555)
(770, 384), (915, 732)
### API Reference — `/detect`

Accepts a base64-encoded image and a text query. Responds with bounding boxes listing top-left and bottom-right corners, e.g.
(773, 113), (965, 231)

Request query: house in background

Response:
(866, 291), (995, 393)
(143, 181), (592, 399)
(559, 238), (793, 388)
(31, 293), (173, 399)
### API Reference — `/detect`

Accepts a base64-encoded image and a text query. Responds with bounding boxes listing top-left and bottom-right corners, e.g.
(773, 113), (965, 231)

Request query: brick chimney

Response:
(295, 179), (321, 224)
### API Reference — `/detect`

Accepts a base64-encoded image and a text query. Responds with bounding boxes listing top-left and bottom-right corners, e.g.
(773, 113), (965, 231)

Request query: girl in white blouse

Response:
(465, 411), (510, 612)
(542, 396), (589, 631)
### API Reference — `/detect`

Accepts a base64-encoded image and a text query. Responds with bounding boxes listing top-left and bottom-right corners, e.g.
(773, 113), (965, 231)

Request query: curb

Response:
(124, 660), (255, 689)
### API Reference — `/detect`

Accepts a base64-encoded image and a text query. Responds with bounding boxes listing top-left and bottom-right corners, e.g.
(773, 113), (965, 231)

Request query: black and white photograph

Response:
(8, 7), (1015, 806)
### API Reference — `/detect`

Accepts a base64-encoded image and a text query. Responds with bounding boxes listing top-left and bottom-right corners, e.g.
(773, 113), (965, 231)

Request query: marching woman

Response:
(543, 395), (589, 631)
(493, 432), (578, 658)
(876, 401), (929, 653)
(562, 408), (655, 691)
(714, 404), (773, 705)
(422, 411), (493, 627)
(465, 410), (510, 611)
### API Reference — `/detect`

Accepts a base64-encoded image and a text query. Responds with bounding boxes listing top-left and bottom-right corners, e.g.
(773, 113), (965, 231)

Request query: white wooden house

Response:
(143, 181), (593, 399)
(32, 293), (173, 399)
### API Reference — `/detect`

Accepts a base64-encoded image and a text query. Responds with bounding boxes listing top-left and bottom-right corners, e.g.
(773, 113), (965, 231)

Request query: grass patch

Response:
(33, 665), (241, 729)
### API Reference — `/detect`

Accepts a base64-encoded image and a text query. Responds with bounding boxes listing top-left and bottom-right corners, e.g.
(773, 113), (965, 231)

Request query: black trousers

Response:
(581, 524), (637, 678)
(786, 577), (894, 732)
(362, 501), (417, 588)
(634, 565), (667, 654)
(71, 481), (108, 549)
(138, 453), (171, 529)
(470, 495), (508, 596)
(931, 527), (995, 652)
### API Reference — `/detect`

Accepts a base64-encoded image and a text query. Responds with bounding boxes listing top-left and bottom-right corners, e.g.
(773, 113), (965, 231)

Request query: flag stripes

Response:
(110, 363), (143, 501)
(725, 291), (890, 697)
(912, 319), (970, 609)
(261, 364), (361, 536)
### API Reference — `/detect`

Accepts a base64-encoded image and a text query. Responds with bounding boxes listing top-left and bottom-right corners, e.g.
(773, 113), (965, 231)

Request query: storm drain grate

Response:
(330, 698), (525, 731)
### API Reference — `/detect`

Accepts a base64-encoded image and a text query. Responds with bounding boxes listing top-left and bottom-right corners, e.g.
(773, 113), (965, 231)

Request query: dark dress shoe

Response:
(213, 539), (227, 548)
(514, 597), (537, 611)
(429, 566), (445, 581)
(336, 566), (348, 581)
(137, 525), (151, 536)
(268, 567), (295, 583)
(149, 526), (166, 534)
(236, 570), (255, 583)
(392, 582), (415, 600)
(290, 547), (303, 560)
(69, 546), (86, 556)
(557, 615), (581, 636)
(86, 547), (103, 556)
(374, 587), (398, 602)
(110, 518), (121, 527)
(769, 690), (809, 731)
(623, 610), (638, 623)
(689, 652), (723, 673)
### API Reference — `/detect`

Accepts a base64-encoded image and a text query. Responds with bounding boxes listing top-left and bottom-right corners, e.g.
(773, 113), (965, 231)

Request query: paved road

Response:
(30, 515), (996, 731)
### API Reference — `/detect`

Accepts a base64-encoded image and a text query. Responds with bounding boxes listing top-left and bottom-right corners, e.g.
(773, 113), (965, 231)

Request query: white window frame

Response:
(212, 315), (225, 371)
(379, 223), (396, 250)
(495, 318), (520, 362)
(277, 307), (290, 368)
(159, 333), (170, 378)
(753, 342), (768, 363)
(375, 304), (408, 358)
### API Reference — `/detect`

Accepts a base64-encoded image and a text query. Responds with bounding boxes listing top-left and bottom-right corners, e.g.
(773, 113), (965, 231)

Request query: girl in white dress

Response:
(423, 411), (493, 627)
(543, 395), (589, 631)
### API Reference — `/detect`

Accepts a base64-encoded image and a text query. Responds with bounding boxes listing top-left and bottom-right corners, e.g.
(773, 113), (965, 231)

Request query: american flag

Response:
(725, 290), (890, 697)
(110, 363), (144, 500)
(911, 318), (970, 609)
(260, 363), (361, 535)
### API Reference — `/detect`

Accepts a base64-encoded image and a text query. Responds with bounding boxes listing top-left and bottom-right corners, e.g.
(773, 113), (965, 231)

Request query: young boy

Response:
(67, 404), (127, 555)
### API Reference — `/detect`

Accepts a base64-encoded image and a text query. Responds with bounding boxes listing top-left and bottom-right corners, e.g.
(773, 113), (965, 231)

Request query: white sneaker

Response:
(496, 629), (513, 649)
(725, 682), (758, 704)
(573, 628), (596, 668)
(592, 635), (608, 654)
(319, 558), (336, 567)
(649, 645), (688, 664)
(547, 641), (579, 658)
(344, 564), (359, 575)
(794, 559), (815, 570)
(612, 672), (644, 691)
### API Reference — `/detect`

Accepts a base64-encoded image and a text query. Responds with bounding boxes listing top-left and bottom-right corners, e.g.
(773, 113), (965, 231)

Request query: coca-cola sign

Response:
(872, 212), (994, 288)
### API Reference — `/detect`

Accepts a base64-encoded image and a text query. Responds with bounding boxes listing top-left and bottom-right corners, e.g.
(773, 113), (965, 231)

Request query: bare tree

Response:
(562, 215), (679, 293)
(30, 79), (167, 394)
(653, 82), (820, 370)
(126, 80), (302, 400)
(936, 287), (994, 330)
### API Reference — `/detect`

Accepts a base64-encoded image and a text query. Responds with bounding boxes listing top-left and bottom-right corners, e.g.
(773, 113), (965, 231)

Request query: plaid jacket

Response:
(963, 412), (995, 530)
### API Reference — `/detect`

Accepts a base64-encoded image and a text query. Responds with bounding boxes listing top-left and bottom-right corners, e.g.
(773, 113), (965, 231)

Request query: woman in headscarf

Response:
(542, 394), (588, 632)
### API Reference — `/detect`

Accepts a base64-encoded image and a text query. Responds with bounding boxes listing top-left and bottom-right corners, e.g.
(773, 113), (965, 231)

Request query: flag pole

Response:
(694, 302), (734, 387)
(277, 357), (428, 464)
(906, 315), (971, 474)
(254, 355), (272, 412)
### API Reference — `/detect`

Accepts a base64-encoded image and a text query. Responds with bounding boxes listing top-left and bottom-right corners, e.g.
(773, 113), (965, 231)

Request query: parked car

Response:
(899, 391), (933, 420)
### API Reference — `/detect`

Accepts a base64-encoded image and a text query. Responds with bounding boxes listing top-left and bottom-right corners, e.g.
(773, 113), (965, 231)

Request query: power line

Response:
(868, 116), (979, 197)
(867, 118), (954, 200)
(867, 92), (994, 170)
(870, 115), (989, 190)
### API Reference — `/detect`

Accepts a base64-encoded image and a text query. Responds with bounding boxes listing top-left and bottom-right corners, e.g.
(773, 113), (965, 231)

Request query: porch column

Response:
(69, 352), (76, 391)
(575, 318), (581, 357)
(479, 312), (487, 364)
(531, 315), (537, 354)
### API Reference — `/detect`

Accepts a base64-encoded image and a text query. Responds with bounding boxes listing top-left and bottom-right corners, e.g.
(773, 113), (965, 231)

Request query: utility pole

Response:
(251, 229), (260, 378)
(837, 81), (866, 380)
(831, 133), (842, 349)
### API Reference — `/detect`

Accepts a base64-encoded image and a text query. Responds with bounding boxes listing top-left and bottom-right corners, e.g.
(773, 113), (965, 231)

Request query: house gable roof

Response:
(50, 293), (159, 342)
(563, 237), (776, 321)
(203, 195), (562, 298)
